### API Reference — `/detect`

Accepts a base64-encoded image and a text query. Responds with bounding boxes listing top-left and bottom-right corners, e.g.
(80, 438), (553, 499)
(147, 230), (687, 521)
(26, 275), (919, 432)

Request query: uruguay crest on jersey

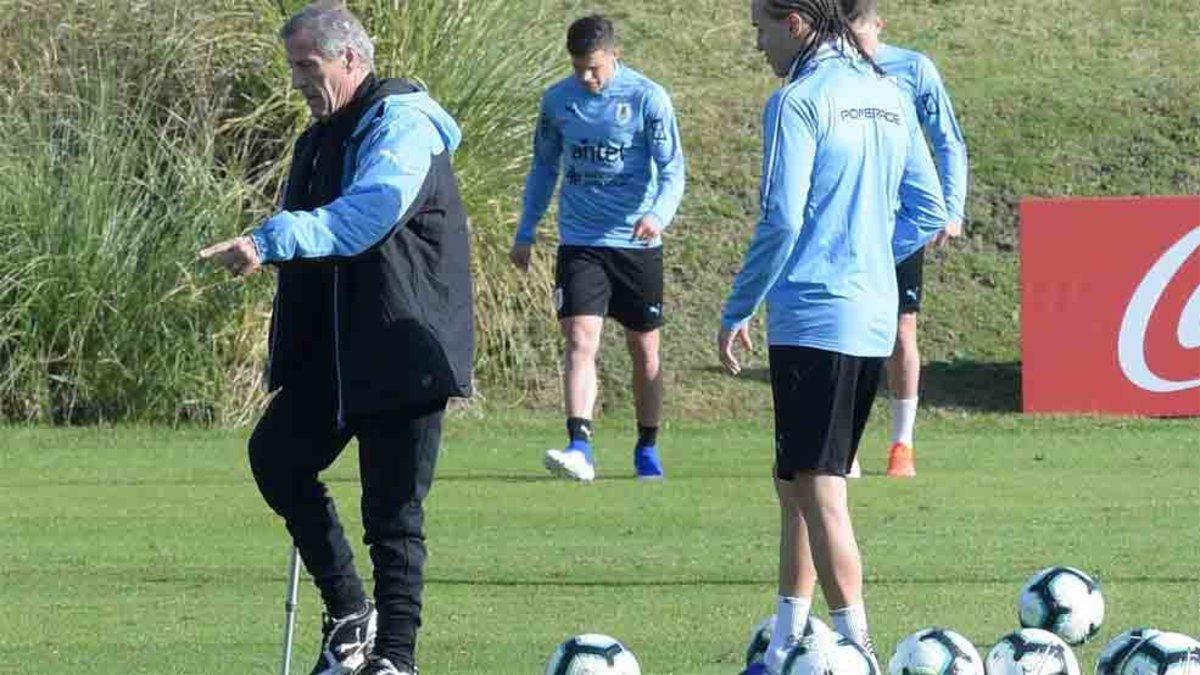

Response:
(615, 101), (633, 125)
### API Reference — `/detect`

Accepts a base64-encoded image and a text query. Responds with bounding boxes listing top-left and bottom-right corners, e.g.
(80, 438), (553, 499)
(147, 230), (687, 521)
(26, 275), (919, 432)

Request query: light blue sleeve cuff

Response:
(249, 228), (275, 264)
(720, 314), (751, 332)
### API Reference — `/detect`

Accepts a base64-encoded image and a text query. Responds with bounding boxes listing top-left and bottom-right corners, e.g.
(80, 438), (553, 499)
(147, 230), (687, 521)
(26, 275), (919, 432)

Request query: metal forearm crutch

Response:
(280, 545), (302, 675)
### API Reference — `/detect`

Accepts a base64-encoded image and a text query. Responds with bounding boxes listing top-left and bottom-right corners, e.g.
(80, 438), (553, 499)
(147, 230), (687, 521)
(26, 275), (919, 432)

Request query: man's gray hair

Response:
(280, 2), (376, 68)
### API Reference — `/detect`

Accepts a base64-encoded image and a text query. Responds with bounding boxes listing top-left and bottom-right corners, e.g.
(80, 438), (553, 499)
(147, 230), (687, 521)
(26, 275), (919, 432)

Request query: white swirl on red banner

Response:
(1117, 226), (1200, 393)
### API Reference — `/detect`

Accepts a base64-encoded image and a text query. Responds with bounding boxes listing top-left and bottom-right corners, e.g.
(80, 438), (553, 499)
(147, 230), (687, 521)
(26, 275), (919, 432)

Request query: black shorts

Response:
(555, 245), (664, 332)
(769, 346), (884, 479)
(896, 247), (925, 314)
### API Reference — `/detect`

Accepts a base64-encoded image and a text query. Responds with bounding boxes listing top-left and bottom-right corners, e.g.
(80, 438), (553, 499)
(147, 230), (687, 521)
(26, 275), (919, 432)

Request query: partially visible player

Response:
(719, 1), (946, 673)
(843, 0), (969, 478)
(511, 15), (686, 482)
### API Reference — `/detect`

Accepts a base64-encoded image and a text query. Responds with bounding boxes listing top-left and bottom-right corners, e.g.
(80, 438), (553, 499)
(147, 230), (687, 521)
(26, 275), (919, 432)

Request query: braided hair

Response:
(763, 0), (882, 74)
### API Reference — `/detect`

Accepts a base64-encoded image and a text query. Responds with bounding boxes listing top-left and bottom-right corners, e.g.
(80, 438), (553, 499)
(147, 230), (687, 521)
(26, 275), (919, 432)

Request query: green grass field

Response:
(3, 411), (1197, 673)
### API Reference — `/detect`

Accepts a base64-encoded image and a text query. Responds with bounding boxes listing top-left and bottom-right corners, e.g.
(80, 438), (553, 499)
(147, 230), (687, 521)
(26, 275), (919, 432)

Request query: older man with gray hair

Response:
(200, 3), (473, 674)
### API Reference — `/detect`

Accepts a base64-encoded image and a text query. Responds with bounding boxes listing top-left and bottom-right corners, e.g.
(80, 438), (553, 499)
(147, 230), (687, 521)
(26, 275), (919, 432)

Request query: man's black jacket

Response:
(262, 76), (473, 418)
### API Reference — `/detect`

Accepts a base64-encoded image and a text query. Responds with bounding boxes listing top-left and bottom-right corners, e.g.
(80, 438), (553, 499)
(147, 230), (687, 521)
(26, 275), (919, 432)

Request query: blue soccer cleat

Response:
(633, 445), (664, 480)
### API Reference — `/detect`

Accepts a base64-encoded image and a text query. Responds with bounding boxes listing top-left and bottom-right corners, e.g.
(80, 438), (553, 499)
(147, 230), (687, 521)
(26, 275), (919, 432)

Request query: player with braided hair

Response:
(760, 0), (880, 74)
(719, 1), (947, 673)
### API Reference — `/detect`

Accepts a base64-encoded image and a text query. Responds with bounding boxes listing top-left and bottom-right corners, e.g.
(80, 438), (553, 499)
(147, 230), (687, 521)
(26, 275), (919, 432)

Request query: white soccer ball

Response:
(889, 627), (984, 675)
(1096, 628), (1162, 675)
(544, 634), (641, 675)
(1019, 566), (1105, 645)
(986, 628), (1081, 675)
(1118, 632), (1200, 675)
(778, 632), (879, 675)
(829, 634), (883, 675)
(745, 615), (834, 668)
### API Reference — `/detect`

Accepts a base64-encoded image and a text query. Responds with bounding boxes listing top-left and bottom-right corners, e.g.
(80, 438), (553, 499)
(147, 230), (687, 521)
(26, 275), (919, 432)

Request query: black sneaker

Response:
(355, 656), (415, 675)
(309, 601), (377, 675)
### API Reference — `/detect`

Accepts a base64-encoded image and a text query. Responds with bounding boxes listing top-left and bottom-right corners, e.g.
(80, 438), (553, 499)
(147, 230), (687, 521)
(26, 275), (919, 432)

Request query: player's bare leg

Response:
(626, 328), (664, 478)
(884, 312), (919, 477)
(785, 472), (875, 654)
(564, 316), (604, 419)
(625, 328), (662, 427)
(544, 315), (604, 481)
(786, 473), (861, 607)
(776, 480), (819, 601)
(887, 312), (920, 411)
(759, 477), (819, 673)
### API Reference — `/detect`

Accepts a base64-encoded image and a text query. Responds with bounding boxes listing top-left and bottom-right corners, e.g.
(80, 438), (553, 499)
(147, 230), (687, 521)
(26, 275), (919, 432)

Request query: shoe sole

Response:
(635, 473), (664, 481)
(543, 451), (595, 482)
(886, 468), (916, 478)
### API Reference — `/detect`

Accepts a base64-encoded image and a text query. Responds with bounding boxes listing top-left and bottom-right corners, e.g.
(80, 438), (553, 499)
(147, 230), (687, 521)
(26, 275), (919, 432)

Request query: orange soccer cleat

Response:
(885, 442), (916, 478)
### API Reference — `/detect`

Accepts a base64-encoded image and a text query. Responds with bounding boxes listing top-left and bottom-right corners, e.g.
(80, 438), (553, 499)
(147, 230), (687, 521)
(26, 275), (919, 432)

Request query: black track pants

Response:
(249, 385), (444, 668)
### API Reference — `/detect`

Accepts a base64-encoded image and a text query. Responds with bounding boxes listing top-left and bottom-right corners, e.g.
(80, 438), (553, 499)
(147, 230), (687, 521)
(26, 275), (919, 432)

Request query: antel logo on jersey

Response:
(1117, 226), (1200, 393)
(571, 139), (627, 164)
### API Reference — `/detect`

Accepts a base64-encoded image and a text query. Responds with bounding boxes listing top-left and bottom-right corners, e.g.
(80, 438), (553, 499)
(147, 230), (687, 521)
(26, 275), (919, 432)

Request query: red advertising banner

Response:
(1021, 196), (1200, 416)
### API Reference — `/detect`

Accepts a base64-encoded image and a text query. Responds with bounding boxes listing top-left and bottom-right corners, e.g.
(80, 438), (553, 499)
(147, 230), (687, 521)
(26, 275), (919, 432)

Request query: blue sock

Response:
(566, 438), (592, 459)
(566, 418), (594, 460)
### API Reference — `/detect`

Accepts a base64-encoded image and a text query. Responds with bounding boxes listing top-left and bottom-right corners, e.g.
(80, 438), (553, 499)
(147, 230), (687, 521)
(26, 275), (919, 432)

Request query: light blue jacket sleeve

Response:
(915, 55), (968, 222)
(251, 115), (440, 262)
(514, 94), (562, 245)
(721, 91), (817, 331)
(893, 101), (949, 263)
(642, 85), (686, 230)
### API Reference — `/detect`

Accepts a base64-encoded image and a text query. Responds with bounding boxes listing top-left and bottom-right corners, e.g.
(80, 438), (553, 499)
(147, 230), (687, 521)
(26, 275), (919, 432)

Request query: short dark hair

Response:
(839, 0), (879, 22)
(566, 14), (616, 57)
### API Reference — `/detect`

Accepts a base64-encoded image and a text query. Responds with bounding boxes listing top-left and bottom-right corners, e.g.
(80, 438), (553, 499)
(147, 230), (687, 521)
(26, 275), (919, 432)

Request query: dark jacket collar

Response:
(320, 73), (422, 132)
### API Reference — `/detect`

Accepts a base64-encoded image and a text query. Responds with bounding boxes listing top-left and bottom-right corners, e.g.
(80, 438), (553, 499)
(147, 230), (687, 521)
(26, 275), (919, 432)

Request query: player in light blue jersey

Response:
(720, 2), (946, 673)
(842, 0), (969, 478)
(510, 15), (686, 482)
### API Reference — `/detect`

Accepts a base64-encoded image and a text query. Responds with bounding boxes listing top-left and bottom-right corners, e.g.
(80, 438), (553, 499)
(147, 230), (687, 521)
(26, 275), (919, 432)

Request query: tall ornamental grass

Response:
(0, 0), (563, 423)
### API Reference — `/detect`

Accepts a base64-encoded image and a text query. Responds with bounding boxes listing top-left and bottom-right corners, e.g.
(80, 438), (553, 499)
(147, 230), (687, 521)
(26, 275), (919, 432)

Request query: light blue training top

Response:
(515, 64), (686, 249)
(875, 42), (969, 225)
(251, 91), (461, 262)
(721, 43), (948, 358)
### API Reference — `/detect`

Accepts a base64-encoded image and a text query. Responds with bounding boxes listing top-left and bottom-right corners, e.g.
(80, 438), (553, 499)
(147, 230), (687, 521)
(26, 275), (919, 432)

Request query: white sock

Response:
(890, 397), (918, 446)
(831, 604), (873, 653)
(765, 595), (812, 672)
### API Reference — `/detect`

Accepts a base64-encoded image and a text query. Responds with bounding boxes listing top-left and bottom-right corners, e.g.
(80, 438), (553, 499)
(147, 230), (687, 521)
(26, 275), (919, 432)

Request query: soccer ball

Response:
(544, 634), (641, 675)
(1118, 632), (1200, 675)
(986, 628), (1081, 675)
(779, 632), (879, 675)
(1096, 628), (1162, 675)
(1019, 566), (1105, 644)
(830, 634), (883, 675)
(889, 627), (984, 675)
(745, 615), (834, 668)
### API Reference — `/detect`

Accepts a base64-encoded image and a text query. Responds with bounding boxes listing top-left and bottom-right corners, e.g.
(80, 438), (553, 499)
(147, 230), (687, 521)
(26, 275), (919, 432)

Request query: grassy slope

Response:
(505, 0), (1200, 416)
(2, 415), (1197, 673)
(4, 1), (1194, 421)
